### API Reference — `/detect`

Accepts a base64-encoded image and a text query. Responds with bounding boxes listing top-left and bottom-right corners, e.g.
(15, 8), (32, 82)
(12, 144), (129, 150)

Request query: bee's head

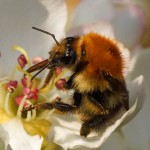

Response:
(32, 26), (87, 72)
(50, 37), (80, 68)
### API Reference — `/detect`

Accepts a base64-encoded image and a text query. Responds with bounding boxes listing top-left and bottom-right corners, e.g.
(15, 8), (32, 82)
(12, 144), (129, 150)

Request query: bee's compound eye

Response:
(82, 49), (86, 56)
(66, 47), (72, 57)
(60, 47), (76, 66)
(67, 37), (75, 42)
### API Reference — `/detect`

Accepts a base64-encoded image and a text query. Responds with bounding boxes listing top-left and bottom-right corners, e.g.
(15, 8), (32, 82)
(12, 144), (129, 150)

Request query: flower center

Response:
(0, 46), (68, 122)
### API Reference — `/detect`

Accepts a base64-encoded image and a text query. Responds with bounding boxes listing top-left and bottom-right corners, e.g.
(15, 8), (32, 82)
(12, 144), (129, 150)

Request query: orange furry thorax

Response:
(77, 32), (124, 80)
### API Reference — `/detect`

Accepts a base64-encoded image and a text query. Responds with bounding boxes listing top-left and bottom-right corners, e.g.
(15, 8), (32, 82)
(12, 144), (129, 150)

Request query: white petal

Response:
(70, 0), (146, 49)
(70, 0), (115, 28)
(128, 47), (150, 106)
(0, 137), (5, 150)
(67, 21), (115, 39)
(0, 118), (43, 150)
(0, 125), (9, 150)
(111, 5), (146, 49)
(0, 0), (67, 76)
(120, 75), (145, 126)
(119, 48), (150, 150)
(49, 76), (145, 150)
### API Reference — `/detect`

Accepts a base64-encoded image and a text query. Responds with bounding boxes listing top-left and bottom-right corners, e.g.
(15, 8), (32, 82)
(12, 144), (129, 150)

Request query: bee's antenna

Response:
(32, 27), (60, 45)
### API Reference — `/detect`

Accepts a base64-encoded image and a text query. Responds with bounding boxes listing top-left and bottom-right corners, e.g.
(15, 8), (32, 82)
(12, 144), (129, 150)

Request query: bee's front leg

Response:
(22, 98), (77, 113)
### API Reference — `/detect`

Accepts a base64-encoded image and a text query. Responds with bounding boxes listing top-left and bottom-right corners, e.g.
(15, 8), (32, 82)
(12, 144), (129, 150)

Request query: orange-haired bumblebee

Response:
(24, 27), (129, 137)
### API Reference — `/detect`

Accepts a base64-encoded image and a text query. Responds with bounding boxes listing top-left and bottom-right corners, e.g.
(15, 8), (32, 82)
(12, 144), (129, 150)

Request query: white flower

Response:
(0, 0), (67, 149)
(0, 0), (148, 150)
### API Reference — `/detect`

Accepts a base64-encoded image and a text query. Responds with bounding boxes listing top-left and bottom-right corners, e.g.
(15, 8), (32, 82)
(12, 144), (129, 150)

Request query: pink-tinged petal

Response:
(32, 57), (44, 64)
(70, 0), (146, 49)
(111, 5), (146, 49)
(112, 0), (130, 5)
(70, 0), (115, 28)
(55, 79), (66, 90)
(133, 0), (150, 46)
(15, 96), (28, 106)
(17, 54), (27, 68)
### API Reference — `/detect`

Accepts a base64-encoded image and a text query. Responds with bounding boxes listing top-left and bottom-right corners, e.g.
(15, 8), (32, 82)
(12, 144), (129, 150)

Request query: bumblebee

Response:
(24, 27), (129, 137)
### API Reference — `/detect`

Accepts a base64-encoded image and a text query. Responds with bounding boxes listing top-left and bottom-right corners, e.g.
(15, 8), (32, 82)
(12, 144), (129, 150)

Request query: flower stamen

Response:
(13, 45), (31, 67)
(26, 101), (37, 121)
(4, 92), (13, 116)
(17, 95), (27, 117)
(26, 109), (32, 122)
(18, 54), (27, 69)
